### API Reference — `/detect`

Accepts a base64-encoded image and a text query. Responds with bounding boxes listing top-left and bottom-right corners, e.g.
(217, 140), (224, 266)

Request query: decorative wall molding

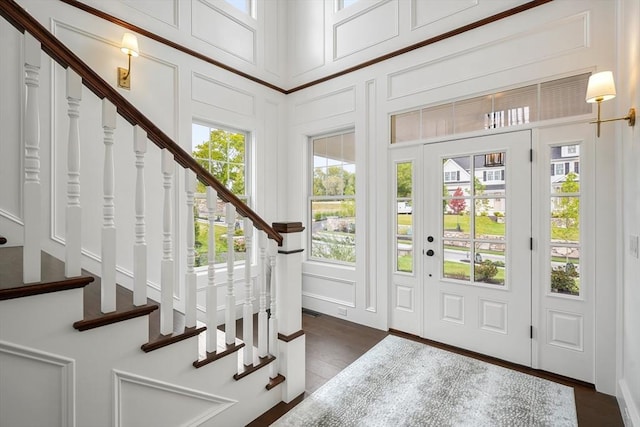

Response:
(365, 79), (376, 313)
(192, 0), (256, 65)
(119, 0), (179, 29)
(113, 369), (236, 427)
(293, 86), (356, 124)
(333, 0), (399, 60)
(192, 72), (256, 116)
(387, 11), (589, 100)
(0, 341), (76, 427)
(302, 291), (356, 308)
(411, 0), (479, 30)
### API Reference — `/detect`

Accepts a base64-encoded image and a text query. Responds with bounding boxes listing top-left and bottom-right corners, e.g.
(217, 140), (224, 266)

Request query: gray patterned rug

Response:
(273, 335), (577, 426)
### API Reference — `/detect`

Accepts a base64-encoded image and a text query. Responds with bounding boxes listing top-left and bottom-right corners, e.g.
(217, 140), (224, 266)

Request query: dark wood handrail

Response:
(0, 0), (282, 245)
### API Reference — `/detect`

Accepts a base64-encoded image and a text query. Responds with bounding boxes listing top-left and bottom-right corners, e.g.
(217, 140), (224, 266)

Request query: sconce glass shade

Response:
(585, 71), (616, 103)
(120, 33), (139, 57)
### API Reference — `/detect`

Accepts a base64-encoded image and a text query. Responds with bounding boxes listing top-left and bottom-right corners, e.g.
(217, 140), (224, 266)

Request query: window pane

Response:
(422, 104), (453, 138)
(551, 197), (580, 243)
(443, 239), (471, 281)
(454, 95), (493, 133)
(391, 110), (420, 143)
(475, 199), (505, 240)
(550, 246), (580, 296)
(225, 0), (251, 15)
(310, 199), (356, 263)
(397, 237), (413, 273)
(396, 162), (412, 198)
(474, 243), (505, 286)
(540, 73), (591, 121)
(192, 123), (249, 268)
(493, 85), (537, 126)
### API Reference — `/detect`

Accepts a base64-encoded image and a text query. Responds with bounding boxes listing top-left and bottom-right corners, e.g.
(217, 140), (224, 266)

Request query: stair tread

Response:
(0, 246), (94, 300)
(234, 346), (276, 381)
(193, 331), (245, 368)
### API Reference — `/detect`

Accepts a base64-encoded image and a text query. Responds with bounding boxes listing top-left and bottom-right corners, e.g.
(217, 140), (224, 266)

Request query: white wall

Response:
(285, 0), (620, 394)
(618, 0), (640, 424)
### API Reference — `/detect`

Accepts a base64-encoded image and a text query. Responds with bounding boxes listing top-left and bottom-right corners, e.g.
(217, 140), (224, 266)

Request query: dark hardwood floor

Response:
(249, 312), (623, 426)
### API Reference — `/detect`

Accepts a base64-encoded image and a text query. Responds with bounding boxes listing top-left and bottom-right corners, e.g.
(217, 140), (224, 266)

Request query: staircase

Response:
(0, 1), (306, 426)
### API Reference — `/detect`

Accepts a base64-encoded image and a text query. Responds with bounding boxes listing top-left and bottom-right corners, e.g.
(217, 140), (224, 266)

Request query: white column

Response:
(23, 33), (41, 284)
(160, 149), (174, 335)
(225, 203), (236, 345)
(257, 231), (268, 358)
(185, 170), (197, 328)
(133, 126), (147, 306)
(273, 222), (305, 403)
(65, 69), (82, 278)
(206, 188), (218, 353)
(101, 99), (117, 313)
(268, 239), (279, 378)
(242, 218), (254, 366)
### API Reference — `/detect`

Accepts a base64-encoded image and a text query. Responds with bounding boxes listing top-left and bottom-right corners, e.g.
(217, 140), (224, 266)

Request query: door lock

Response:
(427, 236), (434, 242)
(426, 249), (435, 256)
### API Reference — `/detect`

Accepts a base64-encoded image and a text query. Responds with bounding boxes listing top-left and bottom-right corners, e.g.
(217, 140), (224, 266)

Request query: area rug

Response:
(273, 335), (577, 426)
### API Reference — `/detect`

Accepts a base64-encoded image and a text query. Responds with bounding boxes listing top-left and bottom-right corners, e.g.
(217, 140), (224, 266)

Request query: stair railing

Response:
(1, 0), (285, 376)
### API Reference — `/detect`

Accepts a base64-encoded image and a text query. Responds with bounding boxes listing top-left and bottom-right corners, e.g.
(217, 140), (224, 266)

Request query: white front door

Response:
(423, 131), (532, 366)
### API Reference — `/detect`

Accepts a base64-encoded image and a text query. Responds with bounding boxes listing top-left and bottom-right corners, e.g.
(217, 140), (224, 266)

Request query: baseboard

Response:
(619, 379), (639, 426)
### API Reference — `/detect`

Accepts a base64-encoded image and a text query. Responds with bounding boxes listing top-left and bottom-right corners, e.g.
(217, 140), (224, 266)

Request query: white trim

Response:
(0, 341), (76, 427)
(619, 379), (640, 426)
(112, 369), (236, 427)
(302, 291), (356, 308)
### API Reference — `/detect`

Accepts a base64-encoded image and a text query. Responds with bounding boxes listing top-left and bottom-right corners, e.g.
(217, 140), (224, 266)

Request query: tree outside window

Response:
(192, 123), (249, 267)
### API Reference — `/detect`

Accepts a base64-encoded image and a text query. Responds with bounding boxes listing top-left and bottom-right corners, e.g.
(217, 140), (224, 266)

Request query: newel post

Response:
(273, 222), (305, 403)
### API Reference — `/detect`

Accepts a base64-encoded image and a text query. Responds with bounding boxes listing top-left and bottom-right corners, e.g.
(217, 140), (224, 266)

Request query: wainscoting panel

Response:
(192, 0), (256, 64)
(395, 285), (414, 312)
(547, 309), (584, 352)
(113, 370), (236, 427)
(479, 299), (508, 334)
(293, 87), (356, 124)
(334, 0), (399, 60)
(441, 292), (464, 324)
(387, 12), (589, 100)
(119, 0), (179, 28)
(302, 272), (356, 308)
(192, 72), (256, 116)
(0, 342), (75, 427)
(411, 0), (478, 30)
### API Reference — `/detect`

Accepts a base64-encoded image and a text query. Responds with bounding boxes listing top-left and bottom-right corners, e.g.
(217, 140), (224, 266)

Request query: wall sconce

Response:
(117, 33), (139, 90)
(585, 71), (635, 137)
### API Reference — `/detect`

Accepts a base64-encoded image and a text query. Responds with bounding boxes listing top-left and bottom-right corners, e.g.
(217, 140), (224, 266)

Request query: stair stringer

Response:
(0, 288), (283, 427)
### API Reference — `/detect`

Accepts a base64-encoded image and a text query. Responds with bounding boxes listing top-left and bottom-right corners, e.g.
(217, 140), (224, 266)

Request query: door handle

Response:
(427, 236), (434, 242)
(426, 249), (435, 256)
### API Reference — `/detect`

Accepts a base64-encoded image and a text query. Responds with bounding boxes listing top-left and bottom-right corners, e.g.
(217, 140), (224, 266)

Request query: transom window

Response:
(309, 130), (356, 264)
(192, 122), (250, 267)
(391, 73), (591, 144)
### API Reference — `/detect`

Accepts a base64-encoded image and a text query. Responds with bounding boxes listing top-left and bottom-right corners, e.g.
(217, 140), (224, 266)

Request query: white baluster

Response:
(185, 170), (197, 328)
(101, 99), (117, 313)
(133, 126), (147, 306)
(225, 203), (236, 345)
(65, 69), (82, 278)
(23, 33), (41, 284)
(243, 218), (254, 366)
(268, 239), (279, 378)
(258, 231), (268, 358)
(161, 149), (174, 335)
(206, 188), (218, 353)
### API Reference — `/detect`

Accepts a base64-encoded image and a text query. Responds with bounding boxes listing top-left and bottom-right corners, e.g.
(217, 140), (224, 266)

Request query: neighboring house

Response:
(0, 1), (639, 426)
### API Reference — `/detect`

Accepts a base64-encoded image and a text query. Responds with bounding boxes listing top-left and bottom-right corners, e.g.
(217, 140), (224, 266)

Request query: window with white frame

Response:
(225, 0), (254, 17)
(444, 171), (459, 182)
(337, 0), (360, 10)
(549, 144), (581, 296)
(192, 122), (250, 268)
(310, 131), (356, 264)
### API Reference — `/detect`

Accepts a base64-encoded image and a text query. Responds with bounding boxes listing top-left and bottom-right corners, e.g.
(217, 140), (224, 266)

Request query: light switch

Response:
(630, 235), (639, 259)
